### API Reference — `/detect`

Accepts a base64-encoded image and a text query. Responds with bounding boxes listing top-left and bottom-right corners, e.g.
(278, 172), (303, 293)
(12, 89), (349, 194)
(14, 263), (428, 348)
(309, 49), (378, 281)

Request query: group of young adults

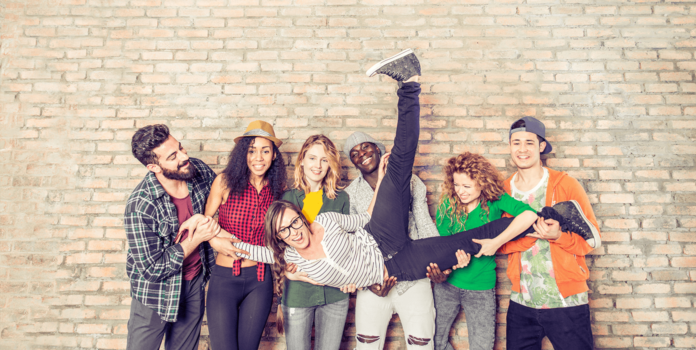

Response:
(124, 50), (600, 350)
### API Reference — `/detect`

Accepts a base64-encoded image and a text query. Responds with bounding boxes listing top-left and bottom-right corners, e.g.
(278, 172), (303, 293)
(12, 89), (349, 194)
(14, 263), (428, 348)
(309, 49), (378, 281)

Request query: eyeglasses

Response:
(278, 216), (304, 240)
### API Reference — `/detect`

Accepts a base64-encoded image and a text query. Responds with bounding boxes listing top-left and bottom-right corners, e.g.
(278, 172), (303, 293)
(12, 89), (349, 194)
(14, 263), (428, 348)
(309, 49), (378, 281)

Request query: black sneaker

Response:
(366, 49), (421, 82)
(552, 200), (601, 248)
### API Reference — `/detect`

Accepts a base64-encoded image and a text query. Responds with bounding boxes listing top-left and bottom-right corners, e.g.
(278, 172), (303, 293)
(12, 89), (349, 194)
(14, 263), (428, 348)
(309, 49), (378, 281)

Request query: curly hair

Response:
(263, 200), (309, 334)
(220, 137), (287, 200)
(131, 124), (170, 166)
(293, 135), (344, 199)
(438, 152), (506, 228)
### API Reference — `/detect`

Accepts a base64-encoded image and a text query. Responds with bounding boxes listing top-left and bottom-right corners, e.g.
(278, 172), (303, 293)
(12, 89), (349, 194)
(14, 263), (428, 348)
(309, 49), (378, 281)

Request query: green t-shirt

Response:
(436, 193), (535, 290)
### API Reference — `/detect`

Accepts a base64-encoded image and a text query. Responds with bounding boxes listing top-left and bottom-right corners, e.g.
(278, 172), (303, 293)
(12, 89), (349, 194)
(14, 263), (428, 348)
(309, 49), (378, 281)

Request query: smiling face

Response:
(247, 137), (275, 178)
(276, 207), (311, 250)
(150, 135), (196, 180)
(301, 144), (330, 190)
(452, 172), (482, 210)
(349, 142), (381, 175)
(510, 131), (546, 171)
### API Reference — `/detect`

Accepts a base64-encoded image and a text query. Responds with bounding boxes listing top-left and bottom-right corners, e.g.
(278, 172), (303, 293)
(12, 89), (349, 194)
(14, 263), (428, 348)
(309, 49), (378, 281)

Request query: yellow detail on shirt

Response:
(302, 189), (323, 224)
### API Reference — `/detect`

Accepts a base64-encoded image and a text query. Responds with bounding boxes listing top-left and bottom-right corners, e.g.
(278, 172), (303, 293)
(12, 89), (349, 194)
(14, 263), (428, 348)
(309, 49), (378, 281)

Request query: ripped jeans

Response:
(282, 298), (349, 350)
(355, 278), (435, 349)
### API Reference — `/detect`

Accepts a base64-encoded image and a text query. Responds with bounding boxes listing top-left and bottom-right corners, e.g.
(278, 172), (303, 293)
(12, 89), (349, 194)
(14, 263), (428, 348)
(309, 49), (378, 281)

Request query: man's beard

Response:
(161, 160), (197, 181)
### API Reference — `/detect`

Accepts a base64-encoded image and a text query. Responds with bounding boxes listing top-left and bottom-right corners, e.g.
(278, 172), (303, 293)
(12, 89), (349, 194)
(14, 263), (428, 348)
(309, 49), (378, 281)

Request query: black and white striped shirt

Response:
(232, 212), (385, 288)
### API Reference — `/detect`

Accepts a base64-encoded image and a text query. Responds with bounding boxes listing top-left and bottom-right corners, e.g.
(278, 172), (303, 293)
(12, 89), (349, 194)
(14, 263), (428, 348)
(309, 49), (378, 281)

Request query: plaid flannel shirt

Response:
(125, 158), (216, 322)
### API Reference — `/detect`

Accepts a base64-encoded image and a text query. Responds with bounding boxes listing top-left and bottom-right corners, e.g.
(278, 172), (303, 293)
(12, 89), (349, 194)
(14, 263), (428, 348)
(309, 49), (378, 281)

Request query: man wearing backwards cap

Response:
(499, 117), (601, 350)
(344, 131), (468, 349)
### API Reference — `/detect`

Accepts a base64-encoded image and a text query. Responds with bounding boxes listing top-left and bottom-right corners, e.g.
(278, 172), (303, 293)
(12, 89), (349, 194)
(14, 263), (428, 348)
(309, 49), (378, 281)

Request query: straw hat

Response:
(234, 120), (282, 148)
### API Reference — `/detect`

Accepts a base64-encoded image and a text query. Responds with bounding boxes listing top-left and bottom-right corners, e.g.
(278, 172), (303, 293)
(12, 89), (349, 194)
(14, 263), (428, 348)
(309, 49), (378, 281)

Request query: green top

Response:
(436, 193), (535, 290)
(281, 188), (350, 308)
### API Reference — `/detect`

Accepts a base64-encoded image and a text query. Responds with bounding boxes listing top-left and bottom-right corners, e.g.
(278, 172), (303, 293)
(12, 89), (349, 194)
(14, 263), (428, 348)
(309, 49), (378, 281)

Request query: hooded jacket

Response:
(499, 167), (600, 298)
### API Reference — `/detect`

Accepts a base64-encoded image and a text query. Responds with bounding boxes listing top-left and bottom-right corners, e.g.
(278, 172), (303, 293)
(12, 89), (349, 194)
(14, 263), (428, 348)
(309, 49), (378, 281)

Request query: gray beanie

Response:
(343, 132), (386, 158)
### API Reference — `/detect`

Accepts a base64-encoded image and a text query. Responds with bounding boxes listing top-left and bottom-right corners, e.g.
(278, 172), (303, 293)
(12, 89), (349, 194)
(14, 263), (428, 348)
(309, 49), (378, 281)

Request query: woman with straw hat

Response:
(202, 120), (286, 350)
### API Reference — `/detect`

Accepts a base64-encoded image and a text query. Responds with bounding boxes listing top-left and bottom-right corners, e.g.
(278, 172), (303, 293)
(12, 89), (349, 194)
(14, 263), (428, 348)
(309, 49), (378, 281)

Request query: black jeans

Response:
(385, 218), (534, 281)
(207, 265), (273, 350)
(506, 301), (594, 350)
(365, 81), (538, 282)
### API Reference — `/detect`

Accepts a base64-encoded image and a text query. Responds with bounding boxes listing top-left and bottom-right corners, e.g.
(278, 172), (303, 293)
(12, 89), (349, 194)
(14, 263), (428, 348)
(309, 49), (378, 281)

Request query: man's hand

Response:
(426, 263), (451, 284)
(452, 250), (471, 270)
(175, 214), (208, 243)
(209, 236), (249, 259)
(471, 238), (502, 258)
(377, 153), (391, 181)
(286, 270), (323, 286)
(367, 269), (397, 297)
(528, 217), (562, 241)
(187, 216), (220, 244)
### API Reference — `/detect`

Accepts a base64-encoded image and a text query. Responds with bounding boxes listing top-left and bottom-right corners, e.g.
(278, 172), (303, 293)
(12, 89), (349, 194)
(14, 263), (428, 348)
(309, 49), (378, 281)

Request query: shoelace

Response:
(384, 69), (405, 81)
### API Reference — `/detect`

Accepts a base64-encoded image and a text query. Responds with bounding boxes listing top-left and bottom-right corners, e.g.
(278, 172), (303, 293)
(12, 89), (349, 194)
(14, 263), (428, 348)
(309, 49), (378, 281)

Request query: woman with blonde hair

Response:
(433, 152), (536, 350)
(277, 134), (351, 350)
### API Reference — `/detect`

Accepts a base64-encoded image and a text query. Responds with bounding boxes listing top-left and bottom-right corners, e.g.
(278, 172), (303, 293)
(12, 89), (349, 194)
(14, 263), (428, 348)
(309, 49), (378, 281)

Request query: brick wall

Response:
(1, 0), (695, 349)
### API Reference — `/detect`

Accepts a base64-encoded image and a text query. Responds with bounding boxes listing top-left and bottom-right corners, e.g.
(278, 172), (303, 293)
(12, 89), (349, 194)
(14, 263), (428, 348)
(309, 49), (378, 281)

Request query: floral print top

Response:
(509, 168), (588, 309)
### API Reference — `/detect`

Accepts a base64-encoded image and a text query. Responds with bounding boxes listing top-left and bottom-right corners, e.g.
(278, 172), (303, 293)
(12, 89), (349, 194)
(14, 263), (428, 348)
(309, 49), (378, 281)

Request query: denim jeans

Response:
(506, 301), (593, 350)
(126, 272), (204, 350)
(282, 298), (349, 350)
(433, 283), (495, 350)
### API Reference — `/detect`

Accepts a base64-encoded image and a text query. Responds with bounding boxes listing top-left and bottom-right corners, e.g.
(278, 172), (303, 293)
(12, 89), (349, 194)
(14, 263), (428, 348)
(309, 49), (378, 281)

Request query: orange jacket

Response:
(499, 167), (600, 298)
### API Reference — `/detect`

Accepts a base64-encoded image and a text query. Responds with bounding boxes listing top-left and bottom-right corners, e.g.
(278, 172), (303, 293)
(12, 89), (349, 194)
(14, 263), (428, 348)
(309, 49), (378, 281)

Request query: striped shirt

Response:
(345, 172), (439, 295)
(231, 212), (385, 288)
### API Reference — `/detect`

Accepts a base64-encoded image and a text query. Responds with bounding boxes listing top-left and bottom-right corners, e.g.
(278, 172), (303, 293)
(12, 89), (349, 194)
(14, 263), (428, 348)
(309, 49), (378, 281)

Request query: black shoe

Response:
(552, 200), (601, 248)
(366, 49), (421, 82)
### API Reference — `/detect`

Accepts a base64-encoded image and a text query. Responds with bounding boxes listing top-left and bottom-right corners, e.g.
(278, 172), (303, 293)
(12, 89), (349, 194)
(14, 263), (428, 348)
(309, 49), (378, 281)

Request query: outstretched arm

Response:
(473, 210), (538, 257)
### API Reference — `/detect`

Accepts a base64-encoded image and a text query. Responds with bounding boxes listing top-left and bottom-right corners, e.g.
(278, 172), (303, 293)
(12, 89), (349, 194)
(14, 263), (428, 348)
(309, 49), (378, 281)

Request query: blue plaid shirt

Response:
(125, 158), (217, 322)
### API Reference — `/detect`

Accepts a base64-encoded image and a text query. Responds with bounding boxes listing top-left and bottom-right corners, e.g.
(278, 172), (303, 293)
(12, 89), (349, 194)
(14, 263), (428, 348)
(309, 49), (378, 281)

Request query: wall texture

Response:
(1, 0), (695, 349)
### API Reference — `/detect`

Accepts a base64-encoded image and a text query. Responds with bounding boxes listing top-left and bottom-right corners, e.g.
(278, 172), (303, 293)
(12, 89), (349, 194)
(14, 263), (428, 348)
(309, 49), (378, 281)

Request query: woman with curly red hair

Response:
(433, 152), (537, 350)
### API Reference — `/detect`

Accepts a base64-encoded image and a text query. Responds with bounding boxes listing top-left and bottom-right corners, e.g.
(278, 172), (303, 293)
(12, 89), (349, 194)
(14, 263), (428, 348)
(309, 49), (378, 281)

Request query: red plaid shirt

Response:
(218, 182), (273, 281)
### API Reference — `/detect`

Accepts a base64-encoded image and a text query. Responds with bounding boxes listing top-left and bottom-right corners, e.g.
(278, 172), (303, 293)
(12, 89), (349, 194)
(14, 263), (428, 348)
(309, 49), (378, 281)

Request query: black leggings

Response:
(207, 264), (273, 350)
(365, 82), (546, 282)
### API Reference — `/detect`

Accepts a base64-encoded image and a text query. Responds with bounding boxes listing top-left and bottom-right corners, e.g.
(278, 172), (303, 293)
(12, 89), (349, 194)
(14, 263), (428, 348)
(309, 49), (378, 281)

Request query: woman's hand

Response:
(340, 284), (360, 293)
(209, 237), (249, 259)
(285, 263), (298, 274)
(471, 238), (502, 258)
(286, 270), (323, 286)
(452, 250), (471, 270)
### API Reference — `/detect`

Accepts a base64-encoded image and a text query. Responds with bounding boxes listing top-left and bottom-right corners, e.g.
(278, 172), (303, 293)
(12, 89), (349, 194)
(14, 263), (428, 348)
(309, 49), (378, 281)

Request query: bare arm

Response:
(473, 210), (537, 257)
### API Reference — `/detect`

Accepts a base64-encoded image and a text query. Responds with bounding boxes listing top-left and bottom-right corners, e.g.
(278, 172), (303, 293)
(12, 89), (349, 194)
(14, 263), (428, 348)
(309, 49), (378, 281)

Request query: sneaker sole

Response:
(567, 199), (601, 248)
(366, 48), (414, 77)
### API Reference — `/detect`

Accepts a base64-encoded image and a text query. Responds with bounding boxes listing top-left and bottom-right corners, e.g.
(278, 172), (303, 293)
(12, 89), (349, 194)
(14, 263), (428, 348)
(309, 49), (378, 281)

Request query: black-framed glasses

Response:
(278, 216), (304, 240)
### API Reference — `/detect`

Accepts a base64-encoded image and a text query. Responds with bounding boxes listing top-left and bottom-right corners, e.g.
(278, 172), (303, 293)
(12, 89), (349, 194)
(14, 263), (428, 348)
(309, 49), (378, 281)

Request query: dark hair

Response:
(131, 124), (171, 166)
(263, 200), (309, 334)
(220, 137), (287, 200)
(510, 119), (544, 144)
